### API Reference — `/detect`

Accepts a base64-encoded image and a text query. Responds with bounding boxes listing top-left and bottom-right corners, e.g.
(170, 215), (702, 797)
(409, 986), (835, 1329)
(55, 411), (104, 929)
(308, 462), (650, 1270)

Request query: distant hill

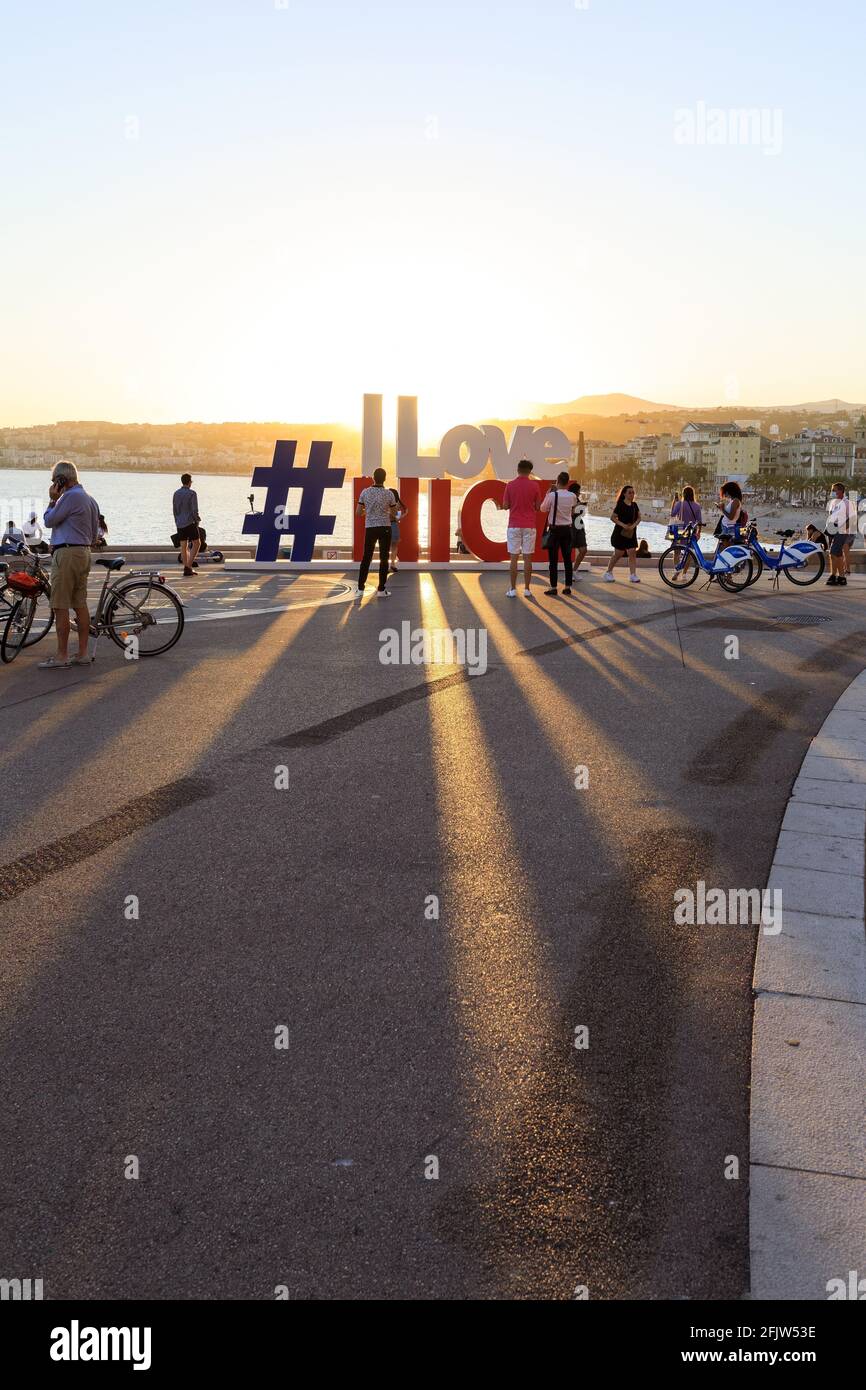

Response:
(528, 392), (681, 418)
(528, 392), (866, 419)
(775, 399), (866, 414)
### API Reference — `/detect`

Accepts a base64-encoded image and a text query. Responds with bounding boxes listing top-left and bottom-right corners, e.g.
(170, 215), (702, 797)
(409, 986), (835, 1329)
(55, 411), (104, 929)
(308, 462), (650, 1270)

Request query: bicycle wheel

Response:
(104, 580), (184, 655)
(784, 551), (826, 586)
(1, 594), (37, 662)
(717, 556), (754, 593)
(658, 543), (699, 589)
(22, 590), (54, 646)
(744, 549), (763, 587)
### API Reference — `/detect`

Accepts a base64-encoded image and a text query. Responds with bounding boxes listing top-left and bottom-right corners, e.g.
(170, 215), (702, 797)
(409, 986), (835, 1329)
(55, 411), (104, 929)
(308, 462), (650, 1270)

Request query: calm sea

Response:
(0, 468), (700, 553)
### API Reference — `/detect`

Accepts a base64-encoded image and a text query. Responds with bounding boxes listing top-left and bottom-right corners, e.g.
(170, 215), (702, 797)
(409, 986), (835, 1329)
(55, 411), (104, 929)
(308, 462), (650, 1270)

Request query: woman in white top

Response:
(541, 471), (578, 596)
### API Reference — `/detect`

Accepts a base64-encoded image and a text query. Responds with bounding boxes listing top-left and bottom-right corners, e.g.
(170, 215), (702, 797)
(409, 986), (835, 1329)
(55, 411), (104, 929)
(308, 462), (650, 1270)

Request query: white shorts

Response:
(507, 527), (536, 556)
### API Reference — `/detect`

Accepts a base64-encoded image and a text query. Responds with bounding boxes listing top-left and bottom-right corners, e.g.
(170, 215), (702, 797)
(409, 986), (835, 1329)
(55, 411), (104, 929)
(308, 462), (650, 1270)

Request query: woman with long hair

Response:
(676, 484), (703, 536)
(717, 481), (744, 552)
(604, 483), (641, 583)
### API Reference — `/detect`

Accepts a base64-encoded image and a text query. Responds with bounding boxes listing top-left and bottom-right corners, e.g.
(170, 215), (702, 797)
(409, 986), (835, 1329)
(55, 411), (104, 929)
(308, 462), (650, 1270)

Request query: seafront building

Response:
(758, 428), (856, 478)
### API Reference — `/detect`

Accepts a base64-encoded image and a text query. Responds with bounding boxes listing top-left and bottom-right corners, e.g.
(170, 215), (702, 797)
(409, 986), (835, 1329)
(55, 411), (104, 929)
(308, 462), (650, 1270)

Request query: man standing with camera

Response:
(39, 460), (100, 669)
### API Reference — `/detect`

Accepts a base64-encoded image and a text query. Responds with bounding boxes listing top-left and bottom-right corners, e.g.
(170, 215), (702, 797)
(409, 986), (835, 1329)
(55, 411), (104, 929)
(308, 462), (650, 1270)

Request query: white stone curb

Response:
(750, 669), (866, 1300)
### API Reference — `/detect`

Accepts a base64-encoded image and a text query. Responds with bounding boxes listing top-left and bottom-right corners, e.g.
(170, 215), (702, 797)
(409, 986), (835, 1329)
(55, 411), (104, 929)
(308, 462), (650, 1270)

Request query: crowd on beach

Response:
(356, 462), (861, 596)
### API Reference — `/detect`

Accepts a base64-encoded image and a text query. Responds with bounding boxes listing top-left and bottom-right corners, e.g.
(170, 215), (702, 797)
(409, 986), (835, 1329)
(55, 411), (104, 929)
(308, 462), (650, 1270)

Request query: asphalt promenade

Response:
(0, 565), (863, 1299)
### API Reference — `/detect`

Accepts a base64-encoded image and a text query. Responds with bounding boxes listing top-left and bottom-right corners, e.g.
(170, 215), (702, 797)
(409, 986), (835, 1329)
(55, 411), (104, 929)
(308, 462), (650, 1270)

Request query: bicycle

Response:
(0, 547), (55, 653)
(1, 555), (184, 664)
(657, 523), (754, 592)
(739, 521), (826, 588)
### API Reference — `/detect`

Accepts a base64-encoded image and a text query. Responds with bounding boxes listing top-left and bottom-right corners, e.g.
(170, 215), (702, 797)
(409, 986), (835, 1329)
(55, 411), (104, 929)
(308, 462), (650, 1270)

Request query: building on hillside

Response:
(670, 423), (759, 482)
(759, 436), (775, 470)
(710, 431), (761, 480)
(623, 434), (672, 472)
(680, 421), (741, 446)
(585, 442), (627, 474)
(761, 429), (855, 477)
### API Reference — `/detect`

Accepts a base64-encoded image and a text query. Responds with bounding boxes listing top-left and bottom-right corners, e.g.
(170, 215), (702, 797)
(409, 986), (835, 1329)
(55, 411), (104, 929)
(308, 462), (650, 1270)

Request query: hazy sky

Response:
(2, 0), (864, 431)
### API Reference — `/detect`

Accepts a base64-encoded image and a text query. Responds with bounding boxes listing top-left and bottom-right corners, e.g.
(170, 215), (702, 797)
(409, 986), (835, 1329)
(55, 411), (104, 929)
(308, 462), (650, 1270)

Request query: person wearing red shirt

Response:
(499, 459), (541, 597)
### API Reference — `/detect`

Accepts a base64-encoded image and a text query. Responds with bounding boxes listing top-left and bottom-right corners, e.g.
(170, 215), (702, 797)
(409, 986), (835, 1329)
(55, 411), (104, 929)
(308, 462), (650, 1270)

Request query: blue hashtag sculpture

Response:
(243, 440), (345, 562)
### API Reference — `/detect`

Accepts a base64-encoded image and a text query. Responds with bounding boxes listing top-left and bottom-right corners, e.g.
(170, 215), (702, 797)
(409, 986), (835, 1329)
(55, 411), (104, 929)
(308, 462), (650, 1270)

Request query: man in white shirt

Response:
(22, 511), (47, 551)
(826, 482), (855, 588)
(540, 471), (578, 596)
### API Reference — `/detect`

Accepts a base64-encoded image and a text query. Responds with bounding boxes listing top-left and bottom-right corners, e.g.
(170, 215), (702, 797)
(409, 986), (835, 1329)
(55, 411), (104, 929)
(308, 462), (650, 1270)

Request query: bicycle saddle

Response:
(95, 556), (125, 570)
(775, 529), (795, 538)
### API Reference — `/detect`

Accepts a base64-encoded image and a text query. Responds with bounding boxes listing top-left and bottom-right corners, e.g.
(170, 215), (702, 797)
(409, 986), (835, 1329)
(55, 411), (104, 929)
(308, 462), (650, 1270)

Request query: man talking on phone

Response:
(39, 460), (100, 669)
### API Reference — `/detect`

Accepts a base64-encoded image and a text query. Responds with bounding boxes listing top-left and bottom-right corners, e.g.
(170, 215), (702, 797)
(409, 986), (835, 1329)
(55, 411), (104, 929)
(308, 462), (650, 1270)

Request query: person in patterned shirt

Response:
(356, 467), (397, 596)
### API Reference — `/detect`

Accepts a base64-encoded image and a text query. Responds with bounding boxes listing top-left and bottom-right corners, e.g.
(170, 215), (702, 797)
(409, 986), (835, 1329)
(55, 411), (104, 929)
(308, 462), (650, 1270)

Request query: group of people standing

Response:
(356, 463), (862, 597)
(669, 477), (859, 588)
(355, 461), (591, 598)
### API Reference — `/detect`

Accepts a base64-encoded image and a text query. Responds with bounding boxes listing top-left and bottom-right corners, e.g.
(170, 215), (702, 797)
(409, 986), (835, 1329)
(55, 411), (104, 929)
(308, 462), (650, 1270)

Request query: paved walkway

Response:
(0, 567), (863, 1298)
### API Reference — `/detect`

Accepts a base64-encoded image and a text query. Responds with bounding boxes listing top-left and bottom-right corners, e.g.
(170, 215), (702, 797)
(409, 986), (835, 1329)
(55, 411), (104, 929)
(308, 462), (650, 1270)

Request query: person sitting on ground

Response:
(636, 538), (651, 557)
(805, 523), (829, 551)
(93, 513), (109, 550)
(1, 519), (26, 553)
(604, 484), (641, 583)
(22, 510), (49, 552)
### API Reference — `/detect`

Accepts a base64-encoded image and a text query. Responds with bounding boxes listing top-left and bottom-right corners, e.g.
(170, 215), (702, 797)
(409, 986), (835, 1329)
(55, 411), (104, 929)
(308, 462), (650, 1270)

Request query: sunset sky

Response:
(2, 0), (865, 432)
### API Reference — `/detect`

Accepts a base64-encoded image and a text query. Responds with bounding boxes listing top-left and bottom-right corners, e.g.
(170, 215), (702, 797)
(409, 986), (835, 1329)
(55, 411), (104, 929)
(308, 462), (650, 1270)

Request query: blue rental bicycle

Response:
(658, 523), (754, 592)
(739, 520), (826, 588)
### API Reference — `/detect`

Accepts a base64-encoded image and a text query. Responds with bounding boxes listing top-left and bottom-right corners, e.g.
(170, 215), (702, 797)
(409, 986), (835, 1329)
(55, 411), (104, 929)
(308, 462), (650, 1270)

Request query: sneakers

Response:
(544, 587), (558, 596)
(523, 588), (532, 597)
(355, 585), (364, 595)
(562, 587), (572, 596)
(826, 575), (838, 585)
(506, 588), (517, 598)
(377, 588), (391, 597)
(629, 574), (641, 583)
(838, 576), (848, 586)
(183, 566), (193, 576)
(603, 572), (615, 582)
(38, 656), (70, 669)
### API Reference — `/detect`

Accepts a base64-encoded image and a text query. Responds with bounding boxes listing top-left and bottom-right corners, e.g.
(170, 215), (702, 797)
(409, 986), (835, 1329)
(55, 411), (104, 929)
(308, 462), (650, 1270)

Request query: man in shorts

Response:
(173, 473), (201, 576)
(40, 460), (100, 669)
(826, 481), (855, 588)
(499, 458), (541, 598)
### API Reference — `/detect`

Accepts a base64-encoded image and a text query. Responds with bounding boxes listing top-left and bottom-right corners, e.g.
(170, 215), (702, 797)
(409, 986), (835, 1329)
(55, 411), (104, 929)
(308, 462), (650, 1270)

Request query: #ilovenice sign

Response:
(243, 393), (573, 563)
